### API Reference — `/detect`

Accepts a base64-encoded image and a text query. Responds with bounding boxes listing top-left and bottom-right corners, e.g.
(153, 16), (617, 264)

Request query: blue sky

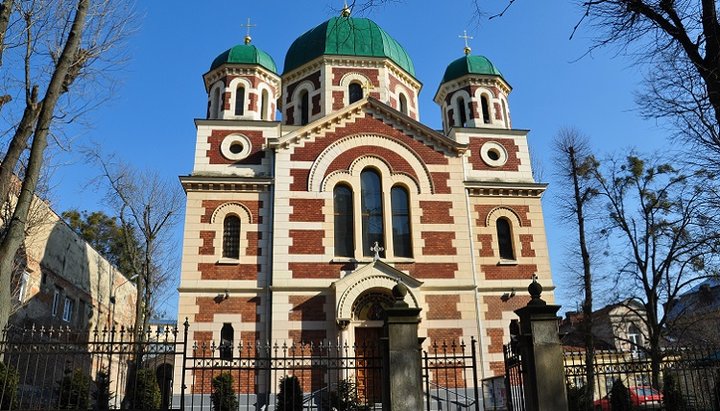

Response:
(50, 1), (668, 317)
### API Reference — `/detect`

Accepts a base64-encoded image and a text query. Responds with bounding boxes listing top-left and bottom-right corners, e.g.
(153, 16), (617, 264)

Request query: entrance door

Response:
(354, 327), (383, 404)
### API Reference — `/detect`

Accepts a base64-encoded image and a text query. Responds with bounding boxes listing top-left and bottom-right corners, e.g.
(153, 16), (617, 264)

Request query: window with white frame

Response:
(51, 288), (61, 317)
(62, 296), (74, 322)
(17, 271), (30, 302)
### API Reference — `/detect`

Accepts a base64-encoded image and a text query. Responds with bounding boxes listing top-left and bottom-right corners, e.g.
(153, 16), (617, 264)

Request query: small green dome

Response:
(441, 54), (504, 84)
(284, 16), (415, 77)
(210, 43), (278, 73)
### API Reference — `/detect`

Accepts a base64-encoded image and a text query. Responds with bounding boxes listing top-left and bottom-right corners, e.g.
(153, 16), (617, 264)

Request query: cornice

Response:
(465, 180), (548, 197)
(179, 175), (272, 193)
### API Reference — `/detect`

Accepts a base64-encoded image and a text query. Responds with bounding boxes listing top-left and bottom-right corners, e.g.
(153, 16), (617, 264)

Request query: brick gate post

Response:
(382, 282), (423, 411)
(514, 278), (568, 411)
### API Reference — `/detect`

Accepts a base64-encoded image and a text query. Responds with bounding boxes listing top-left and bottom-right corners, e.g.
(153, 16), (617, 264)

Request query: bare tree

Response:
(553, 128), (599, 409)
(593, 154), (720, 388)
(580, 0), (720, 169)
(88, 151), (183, 337)
(0, 0), (135, 331)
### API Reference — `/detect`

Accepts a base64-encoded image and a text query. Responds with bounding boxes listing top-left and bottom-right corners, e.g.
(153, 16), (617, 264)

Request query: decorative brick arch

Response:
(335, 274), (420, 322)
(210, 202), (253, 225)
(308, 133), (433, 193)
(484, 206), (524, 227)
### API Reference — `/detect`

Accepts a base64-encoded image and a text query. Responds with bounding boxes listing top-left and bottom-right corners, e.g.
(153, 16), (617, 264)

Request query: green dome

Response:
(284, 16), (415, 77)
(441, 54), (504, 84)
(210, 43), (278, 73)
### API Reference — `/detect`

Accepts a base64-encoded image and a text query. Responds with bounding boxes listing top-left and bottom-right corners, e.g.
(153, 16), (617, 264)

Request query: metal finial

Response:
(371, 241), (384, 261)
(341, 0), (351, 17)
(241, 17), (256, 44)
(459, 30), (473, 55)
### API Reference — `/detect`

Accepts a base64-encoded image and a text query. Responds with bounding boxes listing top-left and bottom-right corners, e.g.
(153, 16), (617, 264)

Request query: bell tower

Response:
(204, 23), (280, 121)
(434, 38), (512, 134)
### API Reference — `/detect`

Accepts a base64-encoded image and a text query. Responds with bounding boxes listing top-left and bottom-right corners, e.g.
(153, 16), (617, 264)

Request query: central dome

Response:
(284, 16), (415, 77)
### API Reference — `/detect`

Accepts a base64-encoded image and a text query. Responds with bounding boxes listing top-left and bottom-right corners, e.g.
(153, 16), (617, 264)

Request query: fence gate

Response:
(503, 343), (525, 411)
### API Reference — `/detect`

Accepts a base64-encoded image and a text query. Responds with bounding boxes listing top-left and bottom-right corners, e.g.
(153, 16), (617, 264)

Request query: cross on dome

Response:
(341, 0), (351, 17)
(459, 30), (473, 55)
(371, 242), (384, 261)
(241, 17), (256, 45)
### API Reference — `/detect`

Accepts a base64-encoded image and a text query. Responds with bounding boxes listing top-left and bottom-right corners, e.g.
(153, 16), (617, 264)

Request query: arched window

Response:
(361, 169), (384, 257)
(399, 93), (408, 115)
(501, 100), (509, 128)
(334, 185), (354, 257)
(211, 88), (221, 119)
(496, 218), (514, 260)
(222, 215), (240, 259)
(299, 90), (309, 125)
(219, 323), (233, 360)
(235, 86), (245, 116)
(391, 186), (411, 257)
(261, 89), (269, 120)
(481, 95), (491, 124)
(456, 97), (467, 127)
(349, 83), (363, 104)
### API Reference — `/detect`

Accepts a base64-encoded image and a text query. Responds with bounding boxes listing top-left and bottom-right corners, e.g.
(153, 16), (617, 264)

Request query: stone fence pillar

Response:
(513, 278), (568, 411)
(382, 282), (423, 411)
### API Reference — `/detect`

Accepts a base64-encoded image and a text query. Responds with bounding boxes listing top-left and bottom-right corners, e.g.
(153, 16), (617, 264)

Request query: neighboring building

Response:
(561, 300), (649, 355)
(8, 196), (137, 332)
(176, 7), (555, 388)
(666, 279), (720, 345)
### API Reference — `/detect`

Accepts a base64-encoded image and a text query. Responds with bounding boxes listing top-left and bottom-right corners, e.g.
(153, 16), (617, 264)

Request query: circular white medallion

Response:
(220, 134), (252, 161)
(480, 141), (508, 167)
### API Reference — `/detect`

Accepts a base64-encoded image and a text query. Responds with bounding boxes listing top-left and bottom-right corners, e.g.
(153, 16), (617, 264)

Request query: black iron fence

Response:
(503, 342), (526, 411)
(0, 324), (180, 410)
(564, 347), (720, 410)
(423, 338), (479, 411)
(0, 321), (481, 410)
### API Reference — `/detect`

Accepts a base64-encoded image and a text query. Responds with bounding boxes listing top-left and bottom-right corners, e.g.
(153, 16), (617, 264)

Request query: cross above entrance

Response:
(371, 241), (384, 261)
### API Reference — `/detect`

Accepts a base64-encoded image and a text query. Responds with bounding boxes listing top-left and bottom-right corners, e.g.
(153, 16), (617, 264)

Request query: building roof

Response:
(210, 43), (278, 73)
(441, 54), (504, 84)
(283, 16), (415, 76)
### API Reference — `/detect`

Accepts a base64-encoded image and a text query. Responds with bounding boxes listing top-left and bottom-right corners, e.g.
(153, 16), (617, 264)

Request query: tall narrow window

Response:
(481, 95), (491, 124)
(235, 86), (245, 116)
(496, 218), (514, 260)
(349, 83), (363, 104)
(457, 97), (467, 127)
(501, 100), (509, 128)
(361, 169), (384, 257)
(220, 323), (233, 360)
(211, 88), (221, 118)
(399, 94), (408, 115)
(261, 89), (269, 120)
(300, 90), (309, 125)
(391, 186), (411, 257)
(334, 185), (354, 257)
(62, 297), (74, 322)
(222, 215), (241, 259)
(52, 288), (61, 316)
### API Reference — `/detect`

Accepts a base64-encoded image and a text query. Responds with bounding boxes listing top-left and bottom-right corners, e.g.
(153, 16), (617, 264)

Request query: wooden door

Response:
(354, 327), (382, 404)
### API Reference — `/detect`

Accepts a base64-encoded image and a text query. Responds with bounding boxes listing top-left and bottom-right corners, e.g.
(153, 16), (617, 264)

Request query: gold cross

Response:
(241, 17), (256, 44)
(459, 30), (473, 55)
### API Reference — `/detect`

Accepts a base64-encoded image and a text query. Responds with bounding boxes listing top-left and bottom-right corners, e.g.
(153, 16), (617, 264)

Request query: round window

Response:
(480, 141), (508, 167)
(220, 135), (252, 161)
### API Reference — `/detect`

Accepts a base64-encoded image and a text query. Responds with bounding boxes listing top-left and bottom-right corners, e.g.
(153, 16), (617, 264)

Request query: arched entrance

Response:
(350, 289), (393, 404)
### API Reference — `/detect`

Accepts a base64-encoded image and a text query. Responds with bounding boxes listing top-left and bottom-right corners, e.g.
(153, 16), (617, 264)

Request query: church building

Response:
(177, 6), (554, 380)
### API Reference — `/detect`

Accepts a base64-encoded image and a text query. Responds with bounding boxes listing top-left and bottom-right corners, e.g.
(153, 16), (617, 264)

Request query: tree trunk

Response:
(0, 0), (13, 66)
(569, 146), (596, 410)
(0, 0), (89, 333)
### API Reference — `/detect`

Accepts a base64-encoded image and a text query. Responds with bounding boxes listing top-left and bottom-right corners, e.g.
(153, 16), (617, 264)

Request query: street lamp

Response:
(108, 274), (139, 328)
